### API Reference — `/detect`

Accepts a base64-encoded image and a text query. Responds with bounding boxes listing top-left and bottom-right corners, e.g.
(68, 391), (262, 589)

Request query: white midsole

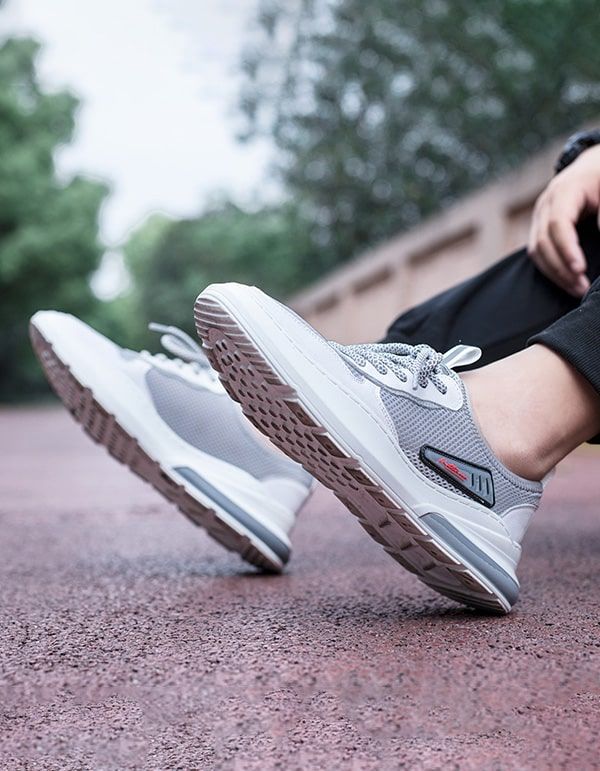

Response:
(202, 285), (521, 580)
(32, 315), (293, 550)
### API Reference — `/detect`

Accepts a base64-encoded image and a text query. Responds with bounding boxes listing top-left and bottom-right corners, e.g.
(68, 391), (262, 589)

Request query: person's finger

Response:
(527, 197), (543, 257)
(535, 210), (583, 295)
(574, 273), (590, 295)
(537, 239), (569, 288)
(548, 217), (587, 276)
(540, 243), (584, 295)
(528, 187), (588, 295)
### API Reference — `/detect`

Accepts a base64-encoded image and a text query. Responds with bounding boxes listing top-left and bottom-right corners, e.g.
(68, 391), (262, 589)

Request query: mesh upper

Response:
(379, 382), (542, 515)
(145, 367), (312, 486)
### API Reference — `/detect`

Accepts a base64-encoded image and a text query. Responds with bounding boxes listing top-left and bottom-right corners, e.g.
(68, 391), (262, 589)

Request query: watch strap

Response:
(555, 129), (600, 174)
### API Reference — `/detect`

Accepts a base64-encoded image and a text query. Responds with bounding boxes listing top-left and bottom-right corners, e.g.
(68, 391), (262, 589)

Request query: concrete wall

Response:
(290, 136), (568, 343)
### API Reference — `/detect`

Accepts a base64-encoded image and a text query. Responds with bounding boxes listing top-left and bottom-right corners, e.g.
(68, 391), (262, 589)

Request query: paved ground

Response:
(2, 406), (600, 770)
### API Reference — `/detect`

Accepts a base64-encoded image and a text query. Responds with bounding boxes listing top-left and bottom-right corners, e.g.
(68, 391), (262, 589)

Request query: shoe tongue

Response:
(441, 344), (482, 370)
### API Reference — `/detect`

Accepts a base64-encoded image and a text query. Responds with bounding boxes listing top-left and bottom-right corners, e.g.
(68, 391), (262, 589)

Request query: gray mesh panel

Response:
(145, 368), (312, 486)
(379, 385), (541, 515)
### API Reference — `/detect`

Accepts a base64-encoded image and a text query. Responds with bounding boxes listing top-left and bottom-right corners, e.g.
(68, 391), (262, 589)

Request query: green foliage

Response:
(116, 202), (318, 349)
(240, 0), (600, 265)
(6, 2), (600, 402)
(0, 37), (108, 399)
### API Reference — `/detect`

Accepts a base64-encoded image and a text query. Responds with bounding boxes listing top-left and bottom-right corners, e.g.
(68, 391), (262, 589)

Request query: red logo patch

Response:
(438, 457), (468, 481)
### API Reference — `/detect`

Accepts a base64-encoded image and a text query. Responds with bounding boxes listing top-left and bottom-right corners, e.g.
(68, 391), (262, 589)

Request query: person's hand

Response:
(528, 144), (600, 297)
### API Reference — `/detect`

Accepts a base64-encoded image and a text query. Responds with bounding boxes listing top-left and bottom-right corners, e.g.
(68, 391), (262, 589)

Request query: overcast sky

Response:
(0, 0), (273, 251)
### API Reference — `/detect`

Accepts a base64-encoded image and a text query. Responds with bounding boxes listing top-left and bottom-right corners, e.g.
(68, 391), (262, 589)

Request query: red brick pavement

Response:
(1, 406), (600, 769)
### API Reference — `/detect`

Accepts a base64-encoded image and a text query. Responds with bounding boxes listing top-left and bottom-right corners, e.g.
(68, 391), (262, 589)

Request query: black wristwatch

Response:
(555, 129), (600, 174)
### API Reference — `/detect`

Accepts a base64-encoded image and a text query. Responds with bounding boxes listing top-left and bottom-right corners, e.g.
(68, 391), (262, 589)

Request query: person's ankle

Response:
(461, 369), (553, 482)
(488, 435), (552, 481)
(462, 344), (600, 482)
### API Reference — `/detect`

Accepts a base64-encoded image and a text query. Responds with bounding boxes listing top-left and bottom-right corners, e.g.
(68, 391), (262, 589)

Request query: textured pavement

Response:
(2, 406), (600, 770)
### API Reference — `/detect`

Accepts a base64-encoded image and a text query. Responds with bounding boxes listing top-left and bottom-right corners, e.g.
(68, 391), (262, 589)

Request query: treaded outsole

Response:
(194, 293), (510, 613)
(29, 322), (282, 573)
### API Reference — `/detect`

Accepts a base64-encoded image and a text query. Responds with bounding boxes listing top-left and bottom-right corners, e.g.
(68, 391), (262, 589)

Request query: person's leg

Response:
(382, 216), (600, 368)
(463, 340), (600, 481)
(463, 265), (600, 481)
(530, 275), (600, 397)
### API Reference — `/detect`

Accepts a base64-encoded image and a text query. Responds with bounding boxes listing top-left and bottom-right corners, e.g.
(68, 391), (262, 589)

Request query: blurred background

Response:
(2, 0), (600, 400)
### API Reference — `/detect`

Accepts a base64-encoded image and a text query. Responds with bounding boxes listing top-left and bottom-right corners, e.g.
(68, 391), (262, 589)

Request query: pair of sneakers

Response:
(31, 283), (548, 613)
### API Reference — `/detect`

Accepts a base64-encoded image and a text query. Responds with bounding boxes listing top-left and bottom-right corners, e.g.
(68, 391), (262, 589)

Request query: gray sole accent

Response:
(420, 512), (519, 607)
(174, 466), (290, 565)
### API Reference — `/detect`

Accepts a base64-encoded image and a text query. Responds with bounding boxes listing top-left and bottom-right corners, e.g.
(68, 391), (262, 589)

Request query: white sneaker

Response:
(195, 283), (549, 612)
(30, 311), (313, 572)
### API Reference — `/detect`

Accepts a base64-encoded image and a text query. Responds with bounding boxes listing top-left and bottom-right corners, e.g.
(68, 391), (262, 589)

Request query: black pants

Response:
(382, 216), (600, 400)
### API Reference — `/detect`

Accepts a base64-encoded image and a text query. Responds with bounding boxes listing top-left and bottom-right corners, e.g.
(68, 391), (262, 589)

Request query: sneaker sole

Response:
(195, 294), (513, 613)
(30, 322), (288, 573)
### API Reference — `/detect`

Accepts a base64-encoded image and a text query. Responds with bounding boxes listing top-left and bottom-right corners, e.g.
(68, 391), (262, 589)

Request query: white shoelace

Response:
(331, 342), (448, 393)
(146, 322), (216, 378)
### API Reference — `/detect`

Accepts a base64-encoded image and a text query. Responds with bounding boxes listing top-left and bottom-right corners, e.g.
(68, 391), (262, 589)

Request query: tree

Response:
(0, 38), (108, 399)
(240, 0), (600, 266)
(117, 201), (319, 350)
